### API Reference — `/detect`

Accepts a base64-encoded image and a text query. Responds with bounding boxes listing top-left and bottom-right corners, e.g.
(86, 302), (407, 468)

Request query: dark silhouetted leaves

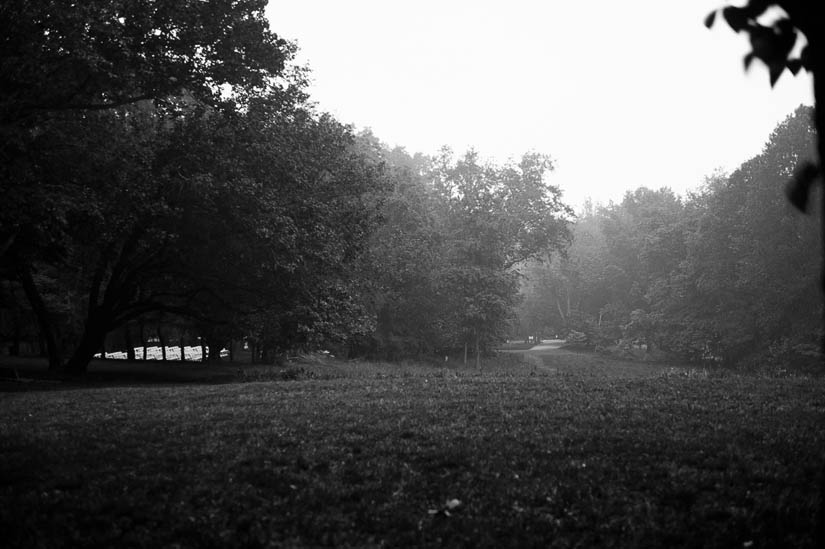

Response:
(710, 2), (809, 87)
(799, 45), (811, 72)
(704, 10), (717, 29)
(722, 7), (750, 32)
(787, 58), (803, 76)
(769, 63), (785, 87)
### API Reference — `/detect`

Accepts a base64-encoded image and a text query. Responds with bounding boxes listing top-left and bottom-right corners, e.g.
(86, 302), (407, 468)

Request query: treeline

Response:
(515, 105), (820, 368)
(0, 1), (570, 373)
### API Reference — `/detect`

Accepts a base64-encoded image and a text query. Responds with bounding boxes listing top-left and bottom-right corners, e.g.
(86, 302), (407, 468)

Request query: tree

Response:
(638, 110), (818, 363)
(542, 189), (688, 352)
(0, 0), (290, 121)
(356, 137), (444, 359)
(0, 1), (296, 370)
(706, 2), (824, 327)
(514, 112), (818, 360)
(2, 83), (385, 374)
(0, 0), (296, 262)
(428, 150), (571, 364)
(512, 258), (569, 342)
(706, 6), (825, 541)
(63, 97), (384, 373)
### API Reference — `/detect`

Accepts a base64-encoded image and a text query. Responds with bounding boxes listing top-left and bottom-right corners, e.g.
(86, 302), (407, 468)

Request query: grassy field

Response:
(1, 350), (824, 548)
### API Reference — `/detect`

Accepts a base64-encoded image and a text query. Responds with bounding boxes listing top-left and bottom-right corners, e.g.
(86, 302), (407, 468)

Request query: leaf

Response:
(748, 26), (776, 61)
(769, 63), (784, 87)
(722, 7), (749, 32)
(787, 58), (802, 76)
(704, 10), (717, 29)
(800, 45), (811, 71)
(743, 53), (755, 71)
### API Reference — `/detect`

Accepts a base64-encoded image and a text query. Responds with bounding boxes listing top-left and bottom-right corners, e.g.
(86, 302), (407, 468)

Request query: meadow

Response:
(1, 350), (823, 548)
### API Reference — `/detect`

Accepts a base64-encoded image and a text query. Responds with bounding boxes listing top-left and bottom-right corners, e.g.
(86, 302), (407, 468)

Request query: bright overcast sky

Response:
(265, 1), (813, 210)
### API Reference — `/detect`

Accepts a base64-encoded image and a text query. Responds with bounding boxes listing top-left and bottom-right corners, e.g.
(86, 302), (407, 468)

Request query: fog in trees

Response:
(5, 2), (825, 547)
(512, 106), (820, 369)
(0, 2), (821, 375)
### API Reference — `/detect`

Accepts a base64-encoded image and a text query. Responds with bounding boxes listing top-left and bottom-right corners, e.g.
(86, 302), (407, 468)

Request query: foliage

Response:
(705, 2), (824, 297)
(513, 106), (820, 366)
(0, 3), (394, 372)
(704, 2), (817, 88)
(360, 146), (571, 360)
(0, 0), (290, 122)
(0, 0), (294, 370)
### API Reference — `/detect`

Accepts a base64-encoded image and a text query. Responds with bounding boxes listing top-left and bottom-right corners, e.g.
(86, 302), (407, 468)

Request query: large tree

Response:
(428, 150), (571, 363)
(0, 0), (295, 369)
(0, 0), (289, 121)
(706, 6), (825, 542)
(1, 0), (294, 261)
(515, 106), (818, 363)
(705, 2), (825, 320)
(352, 143), (572, 361)
(0, 2), (388, 373)
(17, 94), (385, 374)
(677, 107), (819, 362)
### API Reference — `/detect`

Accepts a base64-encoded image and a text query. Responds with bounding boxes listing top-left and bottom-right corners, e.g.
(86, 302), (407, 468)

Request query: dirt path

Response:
(513, 340), (681, 379)
(524, 339), (566, 352)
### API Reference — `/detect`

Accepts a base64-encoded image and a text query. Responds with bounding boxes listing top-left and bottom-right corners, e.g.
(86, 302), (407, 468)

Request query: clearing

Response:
(1, 349), (823, 547)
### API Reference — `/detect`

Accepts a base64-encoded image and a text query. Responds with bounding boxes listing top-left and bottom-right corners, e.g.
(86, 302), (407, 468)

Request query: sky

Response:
(265, 1), (814, 210)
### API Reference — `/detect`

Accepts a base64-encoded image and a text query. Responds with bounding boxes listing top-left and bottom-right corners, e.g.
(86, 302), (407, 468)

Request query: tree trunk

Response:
(10, 322), (20, 356)
(17, 264), (62, 370)
(812, 38), (825, 549)
(207, 342), (222, 363)
(65, 316), (108, 375)
(140, 321), (147, 361)
(124, 324), (136, 361)
(180, 336), (186, 362)
(201, 340), (207, 363)
(555, 296), (567, 328)
(158, 326), (167, 362)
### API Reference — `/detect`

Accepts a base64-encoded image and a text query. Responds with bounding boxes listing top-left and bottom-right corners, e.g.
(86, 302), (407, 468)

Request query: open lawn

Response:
(1, 351), (824, 547)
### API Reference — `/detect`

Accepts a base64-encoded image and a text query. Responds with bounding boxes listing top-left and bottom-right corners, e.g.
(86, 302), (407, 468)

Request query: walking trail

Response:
(508, 339), (680, 379)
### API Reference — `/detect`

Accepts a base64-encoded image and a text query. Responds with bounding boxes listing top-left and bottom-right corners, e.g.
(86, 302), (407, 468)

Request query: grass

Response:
(1, 351), (824, 547)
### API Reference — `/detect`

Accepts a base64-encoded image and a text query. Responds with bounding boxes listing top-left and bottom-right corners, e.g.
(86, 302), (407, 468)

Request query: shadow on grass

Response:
(0, 356), (241, 391)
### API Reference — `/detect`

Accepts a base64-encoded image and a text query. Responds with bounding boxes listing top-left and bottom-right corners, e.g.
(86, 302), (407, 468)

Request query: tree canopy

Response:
(512, 106), (820, 368)
(0, 2), (573, 372)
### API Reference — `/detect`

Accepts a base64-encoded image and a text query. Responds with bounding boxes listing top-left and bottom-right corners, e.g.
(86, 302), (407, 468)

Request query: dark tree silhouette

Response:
(707, 2), (825, 543)
(706, 4), (823, 231)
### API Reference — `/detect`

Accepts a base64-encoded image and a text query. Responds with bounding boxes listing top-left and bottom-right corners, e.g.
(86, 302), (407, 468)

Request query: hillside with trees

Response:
(0, 1), (819, 374)
(512, 106), (820, 370)
(0, 0), (571, 372)
(3, 3), (825, 547)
